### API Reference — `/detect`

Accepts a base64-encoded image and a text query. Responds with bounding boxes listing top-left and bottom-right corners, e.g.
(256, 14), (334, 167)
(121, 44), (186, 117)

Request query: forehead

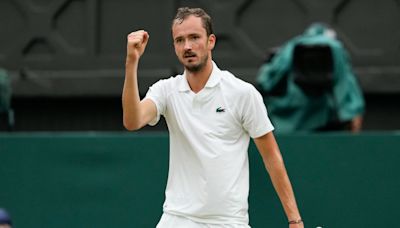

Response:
(172, 15), (206, 38)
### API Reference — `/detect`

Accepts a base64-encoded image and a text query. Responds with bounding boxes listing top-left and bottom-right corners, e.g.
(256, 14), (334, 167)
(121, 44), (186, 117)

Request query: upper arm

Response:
(138, 78), (169, 128)
(123, 97), (158, 131)
(241, 85), (274, 138)
(253, 132), (283, 167)
(139, 98), (158, 127)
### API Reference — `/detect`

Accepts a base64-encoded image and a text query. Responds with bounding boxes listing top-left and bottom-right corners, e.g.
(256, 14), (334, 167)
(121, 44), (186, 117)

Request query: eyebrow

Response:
(174, 33), (201, 39)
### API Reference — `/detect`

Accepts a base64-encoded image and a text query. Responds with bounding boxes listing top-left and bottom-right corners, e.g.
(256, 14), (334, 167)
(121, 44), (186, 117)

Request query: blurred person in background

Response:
(122, 7), (303, 228)
(257, 23), (365, 133)
(0, 208), (12, 228)
(0, 68), (14, 131)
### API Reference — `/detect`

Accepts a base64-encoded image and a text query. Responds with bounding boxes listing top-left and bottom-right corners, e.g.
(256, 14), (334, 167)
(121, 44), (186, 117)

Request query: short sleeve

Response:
(241, 85), (274, 138)
(144, 79), (168, 126)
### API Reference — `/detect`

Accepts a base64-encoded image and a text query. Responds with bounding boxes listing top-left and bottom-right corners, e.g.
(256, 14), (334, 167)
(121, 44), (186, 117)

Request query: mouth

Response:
(183, 52), (197, 59)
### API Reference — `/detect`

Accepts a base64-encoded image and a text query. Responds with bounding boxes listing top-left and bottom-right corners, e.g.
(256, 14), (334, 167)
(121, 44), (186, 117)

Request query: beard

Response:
(182, 52), (209, 73)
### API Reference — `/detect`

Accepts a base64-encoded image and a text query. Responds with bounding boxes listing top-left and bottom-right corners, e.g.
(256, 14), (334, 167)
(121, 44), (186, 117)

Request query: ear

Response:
(208, 34), (216, 50)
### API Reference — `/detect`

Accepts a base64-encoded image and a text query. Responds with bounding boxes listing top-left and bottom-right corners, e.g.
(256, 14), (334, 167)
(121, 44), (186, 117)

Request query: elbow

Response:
(123, 119), (142, 131)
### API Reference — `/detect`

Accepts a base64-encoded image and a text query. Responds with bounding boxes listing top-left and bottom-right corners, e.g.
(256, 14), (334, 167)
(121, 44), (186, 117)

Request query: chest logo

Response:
(216, 107), (225, 113)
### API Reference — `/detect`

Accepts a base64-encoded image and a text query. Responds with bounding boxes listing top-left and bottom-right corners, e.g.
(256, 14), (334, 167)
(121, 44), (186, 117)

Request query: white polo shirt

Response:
(145, 62), (274, 225)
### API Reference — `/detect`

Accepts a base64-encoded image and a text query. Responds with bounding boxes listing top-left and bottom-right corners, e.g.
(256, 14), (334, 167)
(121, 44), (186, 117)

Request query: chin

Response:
(185, 63), (202, 72)
(181, 60), (198, 69)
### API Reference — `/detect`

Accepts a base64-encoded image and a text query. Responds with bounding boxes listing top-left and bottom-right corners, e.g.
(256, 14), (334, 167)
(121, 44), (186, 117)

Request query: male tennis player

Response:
(122, 7), (303, 228)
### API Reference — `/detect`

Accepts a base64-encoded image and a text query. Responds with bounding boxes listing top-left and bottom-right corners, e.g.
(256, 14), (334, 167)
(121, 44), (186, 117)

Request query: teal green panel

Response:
(248, 133), (400, 227)
(1, 132), (399, 227)
(0, 133), (169, 228)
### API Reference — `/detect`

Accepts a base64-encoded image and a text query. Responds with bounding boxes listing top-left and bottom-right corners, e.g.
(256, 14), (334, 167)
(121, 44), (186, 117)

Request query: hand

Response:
(289, 222), (304, 228)
(126, 30), (149, 62)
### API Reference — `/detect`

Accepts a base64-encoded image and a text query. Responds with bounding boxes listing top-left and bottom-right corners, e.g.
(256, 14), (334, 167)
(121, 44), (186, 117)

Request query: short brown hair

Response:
(172, 7), (214, 36)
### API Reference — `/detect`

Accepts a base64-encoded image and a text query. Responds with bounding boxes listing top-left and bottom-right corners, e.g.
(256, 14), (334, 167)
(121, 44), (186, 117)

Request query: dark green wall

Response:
(1, 132), (399, 227)
(1, 0), (400, 96)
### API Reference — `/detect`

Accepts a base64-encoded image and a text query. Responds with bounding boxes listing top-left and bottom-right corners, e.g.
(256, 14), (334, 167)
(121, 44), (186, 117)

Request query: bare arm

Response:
(122, 30), (157, 130)
(253, 132), (303, 228)
(350, 115), (363, 133)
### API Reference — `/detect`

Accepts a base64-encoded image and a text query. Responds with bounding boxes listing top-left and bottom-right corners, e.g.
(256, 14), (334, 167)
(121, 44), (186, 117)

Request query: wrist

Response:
(125, 56), (139, 66)
(288, 218), (303, 225)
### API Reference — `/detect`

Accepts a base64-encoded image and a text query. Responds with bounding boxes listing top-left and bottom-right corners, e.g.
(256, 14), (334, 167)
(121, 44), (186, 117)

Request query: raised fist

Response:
(126, 30), (149, 61)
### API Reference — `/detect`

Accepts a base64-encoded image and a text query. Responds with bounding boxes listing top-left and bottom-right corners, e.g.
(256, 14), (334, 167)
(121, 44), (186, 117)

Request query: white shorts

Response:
(156, 213), (251, 228)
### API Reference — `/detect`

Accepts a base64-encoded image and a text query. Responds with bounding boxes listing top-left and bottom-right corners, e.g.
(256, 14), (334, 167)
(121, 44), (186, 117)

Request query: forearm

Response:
(122, 59), (142, 130)
(255, 133), (302, 224)
(265, 156), (301, 221)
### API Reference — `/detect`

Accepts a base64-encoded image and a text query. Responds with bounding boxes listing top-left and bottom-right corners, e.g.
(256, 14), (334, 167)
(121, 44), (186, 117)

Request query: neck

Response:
(186, 60), (213, 93)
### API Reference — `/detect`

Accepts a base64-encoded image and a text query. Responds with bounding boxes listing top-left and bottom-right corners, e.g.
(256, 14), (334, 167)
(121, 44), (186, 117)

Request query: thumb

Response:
(142, 32), (149, 47)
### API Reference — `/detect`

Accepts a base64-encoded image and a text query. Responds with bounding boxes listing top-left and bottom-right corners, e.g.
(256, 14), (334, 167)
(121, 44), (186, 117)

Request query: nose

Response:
(184, 40), (192, 50)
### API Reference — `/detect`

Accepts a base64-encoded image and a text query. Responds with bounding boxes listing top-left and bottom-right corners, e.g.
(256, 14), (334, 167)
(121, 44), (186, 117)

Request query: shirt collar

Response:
(178, 61), (222, 92)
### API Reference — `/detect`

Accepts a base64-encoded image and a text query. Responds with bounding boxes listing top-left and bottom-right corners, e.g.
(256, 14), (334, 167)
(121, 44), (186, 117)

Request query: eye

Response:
(191, 35), (200, 40)
(174, 37), (183, 44)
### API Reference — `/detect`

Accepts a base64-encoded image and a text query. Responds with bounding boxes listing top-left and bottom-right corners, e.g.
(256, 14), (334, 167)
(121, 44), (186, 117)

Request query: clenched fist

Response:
(126, 30), (149, 62)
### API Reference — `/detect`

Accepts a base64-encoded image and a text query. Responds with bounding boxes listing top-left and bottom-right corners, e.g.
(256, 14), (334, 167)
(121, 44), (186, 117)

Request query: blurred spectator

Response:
(0, 68), (14, 131)
(0, 208), (12, 228)
(256, 23), (365, 133)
